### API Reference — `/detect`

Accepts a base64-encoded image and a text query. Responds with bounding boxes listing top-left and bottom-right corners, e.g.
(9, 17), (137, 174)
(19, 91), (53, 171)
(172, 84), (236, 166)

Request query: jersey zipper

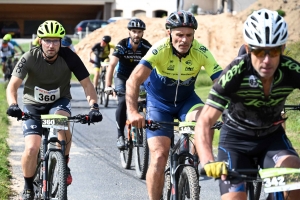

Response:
(174, 59), (182, 107)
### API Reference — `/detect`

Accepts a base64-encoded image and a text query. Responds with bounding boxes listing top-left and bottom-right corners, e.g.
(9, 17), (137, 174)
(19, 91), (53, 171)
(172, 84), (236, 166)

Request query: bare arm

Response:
(195, 104), (222, 165)
(126, 64), (151, 128)
(6, 76), (23, 105)
(79, 77), (98, 106)
(105, 55), (119, 87)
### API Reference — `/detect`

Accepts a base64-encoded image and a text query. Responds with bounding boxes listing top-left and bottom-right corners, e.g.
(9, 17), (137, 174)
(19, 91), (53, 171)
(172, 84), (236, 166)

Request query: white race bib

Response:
(34, 86), (60, 103)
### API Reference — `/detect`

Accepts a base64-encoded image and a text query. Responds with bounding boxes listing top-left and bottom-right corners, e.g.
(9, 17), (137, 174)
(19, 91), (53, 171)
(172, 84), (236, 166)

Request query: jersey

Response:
(0, 42), (14, 57)
(9, 40), (19, 47)
(113, 37), (151, 78)
(92, 43), (115, 59)
(12, 47), (89, 105)
(140, 37), (222, 103)
(207, 54), (300, 135)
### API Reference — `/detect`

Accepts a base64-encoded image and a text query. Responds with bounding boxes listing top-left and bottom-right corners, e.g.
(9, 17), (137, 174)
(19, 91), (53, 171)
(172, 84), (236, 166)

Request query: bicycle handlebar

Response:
(20, 112), (92, 124)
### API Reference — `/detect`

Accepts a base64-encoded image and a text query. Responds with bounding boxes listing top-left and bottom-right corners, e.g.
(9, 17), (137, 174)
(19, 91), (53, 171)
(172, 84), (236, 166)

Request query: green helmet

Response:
(3, 34), (12, 41)
(37, 20), (65, 38)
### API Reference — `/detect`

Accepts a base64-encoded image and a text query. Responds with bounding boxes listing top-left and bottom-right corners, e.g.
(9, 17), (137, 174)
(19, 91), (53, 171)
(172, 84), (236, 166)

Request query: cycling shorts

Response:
(146, 92), (203, 139)
(114, 73), (128, 96)
(93, 57), (108, 68)
(22, 98), (71, 137)
(217, 125), (299, 195)
(1, 56), (7, 63)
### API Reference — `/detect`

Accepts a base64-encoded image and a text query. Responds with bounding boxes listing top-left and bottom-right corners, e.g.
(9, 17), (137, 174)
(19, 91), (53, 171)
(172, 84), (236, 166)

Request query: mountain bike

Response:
(17, 112), (93, 200)
(119, 85), (149, 179)
(141, 120), (199, 200)
(4, 56), (14, 81)
(208, 104), (300, 200)
(96, 61), (110, 107)
(201, 164), (300, 200)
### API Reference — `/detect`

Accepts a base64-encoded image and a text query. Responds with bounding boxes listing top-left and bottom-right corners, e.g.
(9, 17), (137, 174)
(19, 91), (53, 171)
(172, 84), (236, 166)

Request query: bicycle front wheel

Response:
(120, 126), (133, 169)
(134, 126), (149, 179)
(48, 151), (67, 199)
(163, 155), (171, 199)
(178, 166), (200, 200)
(33, 148), (43, 200)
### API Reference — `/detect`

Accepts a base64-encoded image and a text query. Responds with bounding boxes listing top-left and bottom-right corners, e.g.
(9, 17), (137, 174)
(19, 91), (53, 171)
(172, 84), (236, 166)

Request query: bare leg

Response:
(22, 135), (41, 177)
(147, 136), (170, 200)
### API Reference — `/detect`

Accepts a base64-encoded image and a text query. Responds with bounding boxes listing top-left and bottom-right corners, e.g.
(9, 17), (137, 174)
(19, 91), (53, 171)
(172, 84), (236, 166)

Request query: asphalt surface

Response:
(8, 82), (220, 200)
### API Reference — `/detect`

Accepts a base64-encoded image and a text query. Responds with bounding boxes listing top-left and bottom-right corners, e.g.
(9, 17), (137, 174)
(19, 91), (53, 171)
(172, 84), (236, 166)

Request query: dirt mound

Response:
(75, 0), (300, 72)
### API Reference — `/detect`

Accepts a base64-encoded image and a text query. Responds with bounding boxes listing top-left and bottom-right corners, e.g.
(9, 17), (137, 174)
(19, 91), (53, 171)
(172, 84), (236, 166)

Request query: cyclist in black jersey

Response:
(89, 35), (115, 91)
(105, 18), (152, 149)
(6, 20), (102, 200)
(196, 9), (300, 200)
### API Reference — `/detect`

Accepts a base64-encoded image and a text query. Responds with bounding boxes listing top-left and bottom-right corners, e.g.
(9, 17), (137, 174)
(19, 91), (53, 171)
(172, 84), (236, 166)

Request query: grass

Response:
(0, 83), (12, 199)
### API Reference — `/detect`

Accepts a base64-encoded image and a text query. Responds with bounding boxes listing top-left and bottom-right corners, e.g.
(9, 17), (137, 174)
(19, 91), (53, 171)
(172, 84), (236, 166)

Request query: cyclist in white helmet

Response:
(196, 8), (300, 200)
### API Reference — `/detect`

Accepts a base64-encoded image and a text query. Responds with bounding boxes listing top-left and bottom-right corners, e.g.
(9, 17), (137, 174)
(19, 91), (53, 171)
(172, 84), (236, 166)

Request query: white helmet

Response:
(243, 9), (288, 47)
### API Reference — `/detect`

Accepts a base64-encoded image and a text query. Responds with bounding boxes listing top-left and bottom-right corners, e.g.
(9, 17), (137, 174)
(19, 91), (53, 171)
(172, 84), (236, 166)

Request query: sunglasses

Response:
(249, 46), (282, 58)
(42, 39), (60, 46)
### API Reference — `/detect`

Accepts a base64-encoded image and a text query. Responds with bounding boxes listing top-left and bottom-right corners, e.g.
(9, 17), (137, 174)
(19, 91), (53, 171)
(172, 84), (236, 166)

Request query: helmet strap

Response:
(39, 45), (59, 62)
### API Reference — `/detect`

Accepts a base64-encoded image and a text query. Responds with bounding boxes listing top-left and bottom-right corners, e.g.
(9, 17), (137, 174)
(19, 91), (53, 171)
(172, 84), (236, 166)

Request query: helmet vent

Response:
(254, 33), (262, 44)
(265, 27), (270, 44)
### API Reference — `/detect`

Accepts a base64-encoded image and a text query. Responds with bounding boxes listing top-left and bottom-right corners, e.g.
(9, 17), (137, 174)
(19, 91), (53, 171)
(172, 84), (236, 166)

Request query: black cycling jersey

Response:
(237, 45), (247, 56)
(207, 54), (300, 136)
(113, 37), (151, 78)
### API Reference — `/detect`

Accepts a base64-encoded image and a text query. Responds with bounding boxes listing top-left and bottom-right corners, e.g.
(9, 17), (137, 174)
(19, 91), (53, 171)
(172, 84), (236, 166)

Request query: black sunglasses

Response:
(249, 45), (282, 58)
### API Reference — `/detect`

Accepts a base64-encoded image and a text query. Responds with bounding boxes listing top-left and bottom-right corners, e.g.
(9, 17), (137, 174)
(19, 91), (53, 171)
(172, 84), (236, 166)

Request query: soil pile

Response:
(75, 0), (300, 71)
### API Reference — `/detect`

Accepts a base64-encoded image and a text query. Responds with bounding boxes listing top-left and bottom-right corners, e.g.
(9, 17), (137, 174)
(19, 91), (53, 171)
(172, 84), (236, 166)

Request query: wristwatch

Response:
(90, 103), (99, 110)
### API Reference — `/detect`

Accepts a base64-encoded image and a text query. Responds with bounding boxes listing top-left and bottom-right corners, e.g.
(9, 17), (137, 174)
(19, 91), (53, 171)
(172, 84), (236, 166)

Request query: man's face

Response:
(170, 27), (194, 54)
(247, 45), (284, 80)
(41, 37), (61, 58)
(129, 29), (144, 44)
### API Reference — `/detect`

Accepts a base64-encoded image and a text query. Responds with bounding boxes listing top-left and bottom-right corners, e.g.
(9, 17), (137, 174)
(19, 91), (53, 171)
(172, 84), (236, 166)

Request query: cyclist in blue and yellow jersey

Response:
(3, 33), (25, 55)
(89, 35), (115, 91)
(126, 11), (222, 200)
(105, 18), (152, 150)
(6, 20), (102, 200)
(195, 9), (300, 200)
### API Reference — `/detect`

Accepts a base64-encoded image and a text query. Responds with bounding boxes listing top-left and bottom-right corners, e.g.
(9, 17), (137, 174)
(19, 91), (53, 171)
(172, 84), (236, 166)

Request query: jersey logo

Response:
(249, 75), (259, 88)
(15, 57), (26, 73)
(199, 46), (208, 53)
(185, 60), (192, 66)
(185, 66), (194, 71)
(152, 49), (158, 55)
(167, 65), (175, 70)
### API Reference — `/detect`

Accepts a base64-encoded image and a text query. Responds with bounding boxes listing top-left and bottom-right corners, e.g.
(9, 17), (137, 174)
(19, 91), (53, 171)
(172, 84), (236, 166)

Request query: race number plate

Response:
(34, 86), (60, 103)
(41, 114), (68, 130)
(259, 168), (300, 193)
(179, 122), (196, 135)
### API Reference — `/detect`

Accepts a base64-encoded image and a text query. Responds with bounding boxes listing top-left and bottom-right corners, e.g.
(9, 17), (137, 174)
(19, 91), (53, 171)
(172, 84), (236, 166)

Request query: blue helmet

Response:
(61, 36), (72, 47)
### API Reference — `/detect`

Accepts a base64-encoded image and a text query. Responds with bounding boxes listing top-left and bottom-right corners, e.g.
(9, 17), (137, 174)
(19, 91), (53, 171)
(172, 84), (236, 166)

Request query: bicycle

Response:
(96, 61), (110, 107)
(207, 104), (300, 200)
(4, 56), (14, 81)
(119, 85), (150, 179)
(140, 120), (200, 199)
(16, 112), (93, 200)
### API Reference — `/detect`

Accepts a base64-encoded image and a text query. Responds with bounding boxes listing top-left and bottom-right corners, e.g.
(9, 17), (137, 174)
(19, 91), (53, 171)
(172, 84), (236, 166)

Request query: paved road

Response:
(8, 82), (220, 200)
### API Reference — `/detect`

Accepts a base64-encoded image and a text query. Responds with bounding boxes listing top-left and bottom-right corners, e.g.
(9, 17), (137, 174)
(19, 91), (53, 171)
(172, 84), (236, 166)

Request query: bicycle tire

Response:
(120, 125), (133, 169)
(33, 148), (43, 200)
(163, 154), (171, 199)
(178, 166), (200, 200)
(134, 125), (149, 179)
(247, 181), (262, 200)
(48, 151), (67, 199)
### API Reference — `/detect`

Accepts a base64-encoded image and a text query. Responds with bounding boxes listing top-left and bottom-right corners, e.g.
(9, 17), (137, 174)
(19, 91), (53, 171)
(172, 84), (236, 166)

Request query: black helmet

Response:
(127, 18), (146, 30)
(61, 36), (72, 47)
(102, 35), (111, 43)
(165, 10), (198, 30)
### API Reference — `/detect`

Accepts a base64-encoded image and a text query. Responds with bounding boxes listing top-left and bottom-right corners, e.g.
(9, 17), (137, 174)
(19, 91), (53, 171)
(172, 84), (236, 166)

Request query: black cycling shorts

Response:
(217, 125), (298, 195)
(22, 98), (71, 137)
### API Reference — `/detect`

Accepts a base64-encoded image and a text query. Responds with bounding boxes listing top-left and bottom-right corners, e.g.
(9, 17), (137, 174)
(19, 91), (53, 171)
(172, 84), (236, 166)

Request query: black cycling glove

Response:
(89, 109), (103, 123)
(6, 104), (22, 119)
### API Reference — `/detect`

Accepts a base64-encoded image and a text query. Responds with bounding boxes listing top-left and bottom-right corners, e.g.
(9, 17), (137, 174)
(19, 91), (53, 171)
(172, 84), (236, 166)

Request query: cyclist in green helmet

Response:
(6, 20), (102, 200)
